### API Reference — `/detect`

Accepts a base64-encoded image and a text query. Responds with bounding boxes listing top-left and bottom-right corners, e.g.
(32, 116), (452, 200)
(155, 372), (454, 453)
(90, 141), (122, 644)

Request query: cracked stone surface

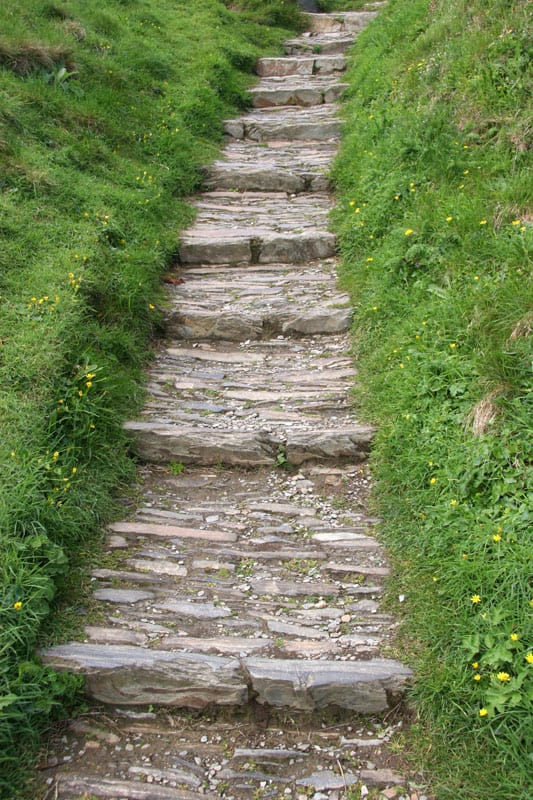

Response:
(38, 9), (429, 800)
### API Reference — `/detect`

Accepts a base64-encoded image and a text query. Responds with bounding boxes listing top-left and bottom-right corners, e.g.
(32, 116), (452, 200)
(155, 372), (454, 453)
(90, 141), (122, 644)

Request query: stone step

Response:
(225, 104), (340, 142)
(178, 192), (335, 265)
(41, 642), (411, 712)
(204, 139), (336, 194)
(284, 33), (356, 56)
(256, 54), (346, 77)
(124, 422), (373, 468)
(164, 263), (351, 339)
(304, 11), (377, 34)
(250, 79), (348, 108)
(41, 709), (411, 800)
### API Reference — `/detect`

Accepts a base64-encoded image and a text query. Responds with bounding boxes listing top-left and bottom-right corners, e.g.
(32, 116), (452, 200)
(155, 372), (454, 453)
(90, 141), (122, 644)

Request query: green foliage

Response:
(0, 0), (295, 796)
(333, 0), (532, 796)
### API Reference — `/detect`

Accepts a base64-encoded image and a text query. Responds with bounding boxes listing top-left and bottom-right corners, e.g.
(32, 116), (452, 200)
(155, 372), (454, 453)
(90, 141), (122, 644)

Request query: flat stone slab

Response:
(243, 657), (412, 712)
(42, 644), (248, 707)
(56, 776), (216, 800)
(109, 521), (238, 543)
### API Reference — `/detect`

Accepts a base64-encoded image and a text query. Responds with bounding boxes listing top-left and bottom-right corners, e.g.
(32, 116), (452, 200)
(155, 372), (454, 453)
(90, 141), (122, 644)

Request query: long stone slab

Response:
(56, 776), (217, 800)
(304, 11), (377, 33)
(250, 81), (348, 108)
(256, 55), (346, 77)
(284, 34), (355, 56)
(243, 657), (411, 712)
(124, 423), (373, 468)
(108, 521), (238, 543)
(41, 644), (248, 707)
(124, 424), (278, 467)
(225, 105), (341, 142)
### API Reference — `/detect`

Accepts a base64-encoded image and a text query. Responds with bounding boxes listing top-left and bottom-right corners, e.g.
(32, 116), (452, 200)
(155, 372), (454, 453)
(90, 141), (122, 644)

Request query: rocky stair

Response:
(39, 9), (421, 800)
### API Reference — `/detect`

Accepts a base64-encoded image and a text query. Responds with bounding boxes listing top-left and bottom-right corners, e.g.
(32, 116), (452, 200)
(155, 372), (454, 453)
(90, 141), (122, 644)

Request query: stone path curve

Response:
(39, 10), (420, 800)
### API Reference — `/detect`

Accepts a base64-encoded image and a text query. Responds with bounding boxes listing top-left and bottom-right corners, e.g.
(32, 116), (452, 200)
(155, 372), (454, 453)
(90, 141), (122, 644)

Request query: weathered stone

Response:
(252, 579), (338, 597)
(42, 644), (248, 707)
(160, 636), (271, 655)
(359, 768), (405, 787)
(156, 600), (232, 619)
(127, 558), (188, 577)
(296, 770), (359, 790)
(284, 34), (355, 56)
(109, 521), (237, 543)
(128, 766), (202, 788)
(243, 657), (412, 712)
(56, 776), (216, 799)
(93, 588), (154, 604)
(286, 426), (374, 465)
(124, 423), (278, 467)
(85, 627), (146, 646)
(179, 236), (251, 266)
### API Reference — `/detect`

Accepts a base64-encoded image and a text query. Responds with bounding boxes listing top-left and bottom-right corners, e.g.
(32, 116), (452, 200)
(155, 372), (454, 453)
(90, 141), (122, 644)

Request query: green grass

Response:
(0, 1), (299, 796)
(332, 0), (532, 796)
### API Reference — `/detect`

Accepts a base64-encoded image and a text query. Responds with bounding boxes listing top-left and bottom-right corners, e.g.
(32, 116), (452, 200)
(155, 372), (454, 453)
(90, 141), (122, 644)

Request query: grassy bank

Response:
(0, 1), (301, 795)
(333, 0), (532, 796)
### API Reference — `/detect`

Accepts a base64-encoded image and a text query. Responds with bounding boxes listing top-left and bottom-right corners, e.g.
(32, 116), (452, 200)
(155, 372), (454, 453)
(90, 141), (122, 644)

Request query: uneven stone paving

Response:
(38, 10), (429, 800)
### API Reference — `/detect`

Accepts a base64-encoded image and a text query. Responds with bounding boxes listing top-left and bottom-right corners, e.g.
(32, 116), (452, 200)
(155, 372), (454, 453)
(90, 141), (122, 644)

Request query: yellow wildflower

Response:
(13, 601), (22, 611)
(471, 594), (481, 604)
(479, 708), (488, 717)
(497, 672), (510, 682)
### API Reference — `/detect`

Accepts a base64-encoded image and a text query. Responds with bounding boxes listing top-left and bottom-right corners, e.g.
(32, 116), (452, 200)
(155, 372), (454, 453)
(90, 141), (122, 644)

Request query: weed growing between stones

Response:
(0, 0), (298, 795)
(332, 0), (532, 797)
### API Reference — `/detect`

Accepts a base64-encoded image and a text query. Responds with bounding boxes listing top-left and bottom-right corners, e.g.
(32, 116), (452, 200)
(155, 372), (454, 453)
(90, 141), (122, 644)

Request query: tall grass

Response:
(0, 1), (299, 796)
(333, 0), (532, 796)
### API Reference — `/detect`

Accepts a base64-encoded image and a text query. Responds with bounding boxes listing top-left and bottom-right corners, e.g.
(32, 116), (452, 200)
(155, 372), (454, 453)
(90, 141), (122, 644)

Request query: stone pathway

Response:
(39, 10), (425, 800)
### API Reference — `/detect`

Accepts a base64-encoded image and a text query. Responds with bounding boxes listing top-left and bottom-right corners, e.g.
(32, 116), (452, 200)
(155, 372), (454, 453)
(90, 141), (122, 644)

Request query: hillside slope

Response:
(0, 1), (300, 795)
(333, 0), (532, 797)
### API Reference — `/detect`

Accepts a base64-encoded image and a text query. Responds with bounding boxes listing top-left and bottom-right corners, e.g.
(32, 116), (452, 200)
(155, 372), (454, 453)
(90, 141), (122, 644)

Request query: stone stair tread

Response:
(250, 79), (348, 108)
(42, 642), (411, 712)
(304, 11), (378, 33)
(284, 33), (356, 56)
(124, 422), (373, 467)
(256, 54), (347, 77)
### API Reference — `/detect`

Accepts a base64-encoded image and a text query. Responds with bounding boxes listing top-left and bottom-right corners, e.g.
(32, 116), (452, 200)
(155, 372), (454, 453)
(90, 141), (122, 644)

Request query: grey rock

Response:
(93, 588), (154, 604)
(56, 776), (216, 799)
(243, 657), (412, 712)
(41, 644), (248, 707)
(296, 770), (359, 790)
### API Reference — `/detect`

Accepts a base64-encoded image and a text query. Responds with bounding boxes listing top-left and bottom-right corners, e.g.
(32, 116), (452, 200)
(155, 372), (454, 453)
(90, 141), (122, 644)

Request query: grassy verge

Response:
(333, 0), (532, 796)
(0, 1), (301, 796)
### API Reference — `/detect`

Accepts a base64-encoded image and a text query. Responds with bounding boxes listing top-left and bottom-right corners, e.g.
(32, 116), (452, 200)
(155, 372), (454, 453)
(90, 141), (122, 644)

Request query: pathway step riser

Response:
(225, 118), (340, 141)
(256, 55), (346, 77)
(304, 11), (378, 34)
(204, 165), (329, 193)
(251, 83), (347, 108)
(165, 306), (351, 340)
(42, 644), (411, 713)
(179, 232), (336, 266)
(123, 424), (373, 468)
